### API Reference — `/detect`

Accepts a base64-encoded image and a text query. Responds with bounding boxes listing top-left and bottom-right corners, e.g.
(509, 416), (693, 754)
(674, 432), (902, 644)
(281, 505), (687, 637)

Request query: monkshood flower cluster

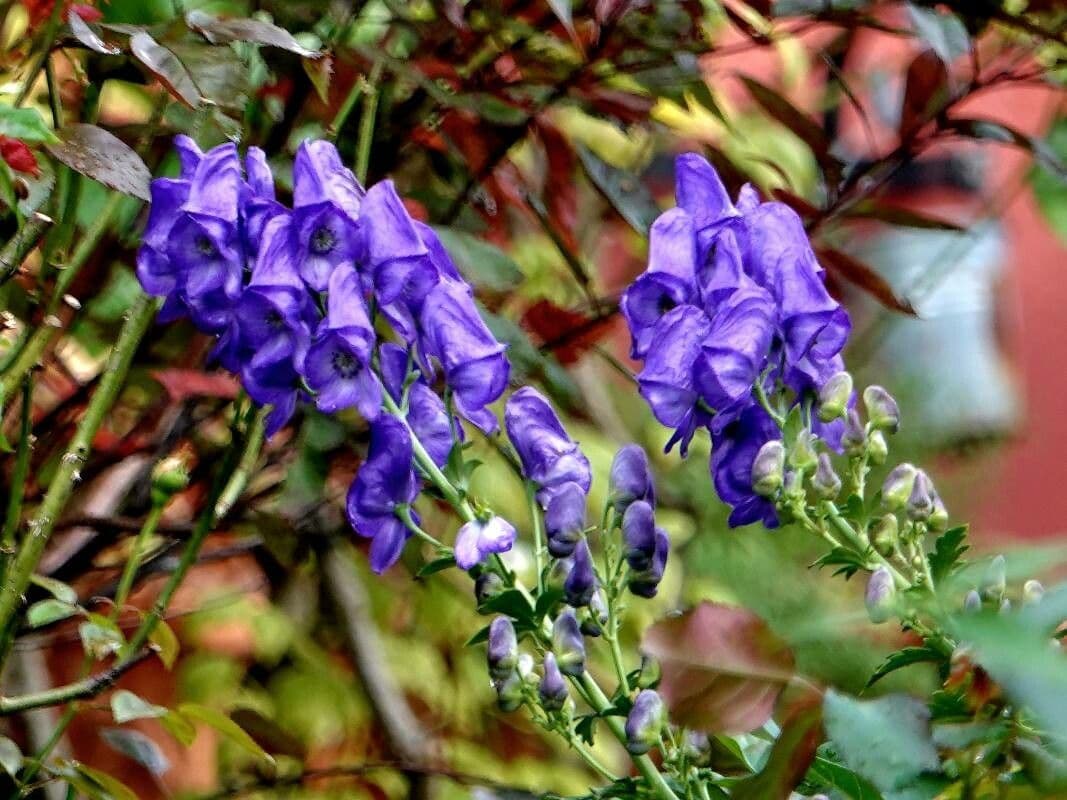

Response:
(622, 153), (850, 527)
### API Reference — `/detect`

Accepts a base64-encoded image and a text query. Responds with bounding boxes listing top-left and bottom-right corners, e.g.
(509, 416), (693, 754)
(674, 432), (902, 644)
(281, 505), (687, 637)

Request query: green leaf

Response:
(574, 713), (598, 746)
(823, 689), (940, 794)
(812, 547), (868, 580)
(55, 761), (139, 800)
(477, 588), (534, 623)
(79, 615), (124, 660)
(576, 144), (660, 236)
(100, 728), (170, 776)
(1031, 117), (1067, 244)
(807, 753), (883, 800)
(176, 703), (275, 763)
(928, 525), (968, 584)
(417, 556), (456, 577)
(149, 618), (180, 669)
(534, 586), (564, 620)
(110, 690), (167, 723)
(29, 574), (78, 604)
(465, 624), (491, 646)
(0, 105), (57, 143)
(732, 696), (823, 800)
(160, 710), (197, 746)
(927, 688), (969, 722)
(866, 646), (943, 687)
(0, 735), (23, 777)
(26, 598), (78, 628)
(431, 226), (523, 293)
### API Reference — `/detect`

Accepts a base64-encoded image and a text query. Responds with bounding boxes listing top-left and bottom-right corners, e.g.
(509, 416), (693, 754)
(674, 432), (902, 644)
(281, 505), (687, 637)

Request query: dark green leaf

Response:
(574, 713), (598, 745)
(167, 42), (251, 111)
(843, 201), (965, 231)
(807, 754), (883, 800)
(1030, 117), (1067, 244)
(0, 105), (57, 143)
(130, 32), (201, 108)
(823, 689), (940, 794)
(185, 11), (321, 57)
(477, 588), (535, 623)
(928, 525), (968, 584)
(45, 124), (152, 200)
(432, 226), (523, 292)
(576, 144), (660, 236)
(465, 624), (491, 646)
(738, 76), (836, 174)
(866, 646), (942, 687)
(812, 547), (868, 580)
(417, 556), (457, 577)
(927, 688), (969, 722)
(534, 587), (564, 620)
(26, 598), (78, 628)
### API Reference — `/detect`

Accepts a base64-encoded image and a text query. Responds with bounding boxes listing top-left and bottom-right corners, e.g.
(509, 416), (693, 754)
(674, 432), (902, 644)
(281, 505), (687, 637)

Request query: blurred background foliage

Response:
(0, 0), (1064, 797)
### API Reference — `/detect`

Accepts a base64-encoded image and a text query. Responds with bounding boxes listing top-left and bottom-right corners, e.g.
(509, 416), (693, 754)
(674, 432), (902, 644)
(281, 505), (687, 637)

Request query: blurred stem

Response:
(526, 482), (545, 593)
(110, 504), (164, 614)
(0, 216), (51, 288)
(0, 650), (152, 715)
(213, 408), (265, 521)
(0, 294), (158, 671)
(397, 505), (447, 550)
(1, 375), (34, 581)
(354, 61), (384, 185)
(0, 192), (128, 400)
(13, 0), (63, 107)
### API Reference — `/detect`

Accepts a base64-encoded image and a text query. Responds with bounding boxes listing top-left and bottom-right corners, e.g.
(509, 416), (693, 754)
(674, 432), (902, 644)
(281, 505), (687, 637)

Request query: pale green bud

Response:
(881, 464), (917, 511)
(863, 385), (900, 433)
(870, 515), (899, 557)
(812, 453), (842, 499)
(751, 440), (785, 498)
(865, 567), (895, 624)
(867, 430), (888, 465)
(1024, 579), (1045, 605)
(817, 372), (853, 422)
(788, 428), (818, 472)
(843, 409), (866, 456)
(963, 589), (982, 613)
(981, 555), (1006, 600)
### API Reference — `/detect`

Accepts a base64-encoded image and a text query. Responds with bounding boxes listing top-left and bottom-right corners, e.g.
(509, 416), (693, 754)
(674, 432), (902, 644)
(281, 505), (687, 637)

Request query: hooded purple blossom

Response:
(544, 481), (587, 558)
(622, 500), (657, 572)
(609, 445), (656, 513)
(420, 279), (509, 433)
(233, 215), (313, 436)
(454, 516), (517, 570)
(539, 653), (568, 711)
(378, 343), (462, 467)
(290, 140), (364, 291)
(710, 404), (781, 528)
(505, 388), (591, 505)
(563, 539), (596, 607)
(346, 417), (420, 573)
(361, 181), (440, 311)
(305, 266), (381, 418)
(628, 527), (669, 599)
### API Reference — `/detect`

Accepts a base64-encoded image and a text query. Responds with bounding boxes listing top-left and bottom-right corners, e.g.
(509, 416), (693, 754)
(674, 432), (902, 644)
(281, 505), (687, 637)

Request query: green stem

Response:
(213, 408), (266, 521)
(527, 482), (545, 593)
(0, 294), (158, 670)
(397, 505), (447, 550)
(354, 61), (384, 185)
(0, 650), (152, 716)
(1, 375), (33, 580)
(13, 0), (63, 107)
(110, 504), (164, 615)
(0, 193), (128, 400)
(0, 216), (51, 288)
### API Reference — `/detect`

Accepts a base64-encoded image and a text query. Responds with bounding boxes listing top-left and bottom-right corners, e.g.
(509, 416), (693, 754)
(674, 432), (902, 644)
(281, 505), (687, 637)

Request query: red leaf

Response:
(641, 602), (795, 735)
(816, 247), (916, 315)
(732, 688), (824, 800)
(0, 136), (40, 176)
(151, 369), (240, 402)
(900, 49), (948, 137)
(70, 3), (101, 22)
(521, 299), (616, 365)
(534, 119), (579, 255)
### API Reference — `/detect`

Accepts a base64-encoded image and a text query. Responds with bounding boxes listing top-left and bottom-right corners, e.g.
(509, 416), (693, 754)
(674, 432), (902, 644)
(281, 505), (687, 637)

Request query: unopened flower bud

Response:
(981, 555), (1006, 600)
(681, 730), (711, 766)
(475, 572), (505, 606)
(906, 470), (936, 521)
(812, 453), (842, 499)
(751, 440), (785, 497)
(545, 482), (586, 558)
(628, 528), (668, 599)
(625, 690), (666, 755)
(622, 501), (657, 571)
(539, 653), (568, 711)
(881, 464), (917, 511)
(546, 557), (573, 592)
(865, 567), (895, 624)
(494, 669), (525, 712)
(564, 539), (597, 607)
(582, 590), (608, 634)
(817, 371), (853, 422)
(963, 589), (982, 613)
(552, 609), (586, 677)
(1024, 579), (1045, 605)
(867, 430), (888, 465)
(863, 385), (900, 433)
(487, 617), (518, 681)
(870, 515), (899, 557)
(637, 655), (661, 689)
(788, 428), (817, 472)
(843, 409), (866, 456)
(928, 493), (948, 531)
(151, 458), (189, 506)
(610, 444), (655, 514)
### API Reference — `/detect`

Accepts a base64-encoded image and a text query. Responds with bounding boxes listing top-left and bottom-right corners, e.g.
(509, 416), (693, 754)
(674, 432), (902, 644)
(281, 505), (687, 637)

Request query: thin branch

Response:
(0, 649), (153, 716)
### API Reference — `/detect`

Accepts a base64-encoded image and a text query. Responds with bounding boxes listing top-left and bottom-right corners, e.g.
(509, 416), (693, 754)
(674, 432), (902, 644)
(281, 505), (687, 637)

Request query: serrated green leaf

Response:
(177, 703), (274, 763)
(928, 526), (968, 584)
(110, 690), (167, 724)
(0, 105), (57, 143)
(866, 646), (942, 687)
(574, 713), (598, 746)
(26, 598), (78, 628)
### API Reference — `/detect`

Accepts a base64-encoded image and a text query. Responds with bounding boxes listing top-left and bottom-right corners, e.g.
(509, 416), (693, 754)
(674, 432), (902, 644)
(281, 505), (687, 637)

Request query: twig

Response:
(0, 649), (153, 715)
(0, 215), (52, 288)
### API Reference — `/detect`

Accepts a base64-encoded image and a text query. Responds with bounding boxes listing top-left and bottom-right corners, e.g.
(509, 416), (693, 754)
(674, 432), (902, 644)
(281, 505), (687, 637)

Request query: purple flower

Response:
(505, 388), (591, 505)
(625, 689), (666, 755)
(539, 653), (568, 711)
(378, 343), (463, 467)
(241, 147), (285, 260)
(622, 500), (657, 572)
(544, 481), (587, 558)
(636, 305), (714, 456)
(552, 608), (586, 677)
(361, 181), (440, 308)
(628, 527), (669, 599)
(234, 215), (313, 436)
(487, 616), (518, 680)
(304, 266), (381, 418)
(674, 152), (737, 234)
(454, 516), (517, 570)
(710, 405), (780, 528)
(610, 445), (656, 513)
(290, 140), (363, 291)
(563, 539), (596, 607)
(346, 417), (420, 573)
(419, 279), (509, 433)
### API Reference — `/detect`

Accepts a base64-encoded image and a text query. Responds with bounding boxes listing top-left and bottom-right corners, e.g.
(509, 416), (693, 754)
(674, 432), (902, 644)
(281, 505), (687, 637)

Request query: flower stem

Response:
(527, 482), (545, 593)
(110, 504), (164, 615)
(354, 61), (384, 185)
(1, 375), (34, 581)
(0, 294), (158, 670)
